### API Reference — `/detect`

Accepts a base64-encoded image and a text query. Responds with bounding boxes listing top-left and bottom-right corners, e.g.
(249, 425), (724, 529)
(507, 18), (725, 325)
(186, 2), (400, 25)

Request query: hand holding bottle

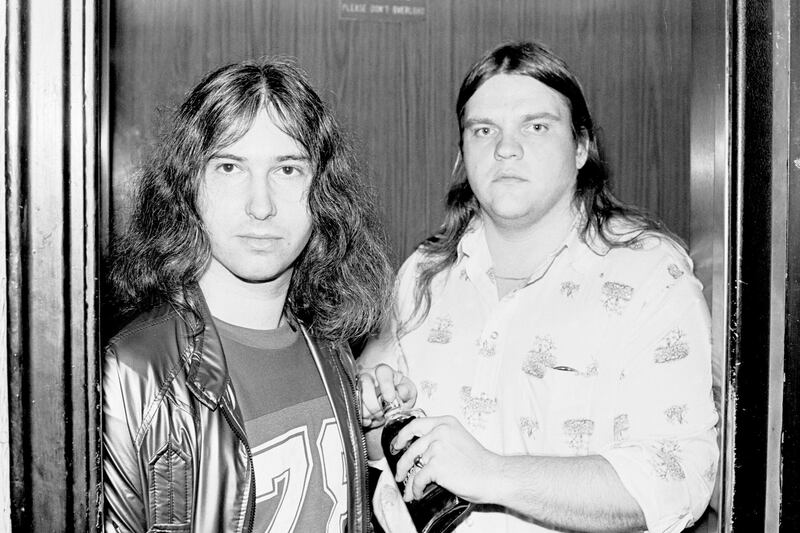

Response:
(381, 410), (476, 533)
(358, 363), (417, 459)
(388, 415), (502, 505)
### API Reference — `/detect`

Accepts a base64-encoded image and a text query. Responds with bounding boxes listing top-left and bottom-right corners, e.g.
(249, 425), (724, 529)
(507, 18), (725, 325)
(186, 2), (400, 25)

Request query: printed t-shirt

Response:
(215, 318), (348, 533)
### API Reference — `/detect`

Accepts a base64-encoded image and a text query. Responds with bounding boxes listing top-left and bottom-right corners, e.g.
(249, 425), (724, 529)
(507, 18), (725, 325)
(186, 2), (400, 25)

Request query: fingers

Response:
(393, 432), (433, 482)
(408, 459), (436, 501)
(358, 372), (383, 427)
(390, 415), (449, 456)
(373, 364), (417, 408)
(374, 364), (403, 407)
(359, 364), (417, 429)
(387, 416), (455, 501)
(395, 376), (418, 406)
(398, 441), (437, 502)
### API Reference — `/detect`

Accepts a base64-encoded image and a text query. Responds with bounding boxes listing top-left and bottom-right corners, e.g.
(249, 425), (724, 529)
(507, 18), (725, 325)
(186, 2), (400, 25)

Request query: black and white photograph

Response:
(2, 1), (798, 532)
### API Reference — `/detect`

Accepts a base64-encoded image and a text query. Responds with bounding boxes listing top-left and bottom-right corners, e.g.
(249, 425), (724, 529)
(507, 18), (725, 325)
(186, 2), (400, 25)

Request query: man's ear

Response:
(575, 133), (589, 170)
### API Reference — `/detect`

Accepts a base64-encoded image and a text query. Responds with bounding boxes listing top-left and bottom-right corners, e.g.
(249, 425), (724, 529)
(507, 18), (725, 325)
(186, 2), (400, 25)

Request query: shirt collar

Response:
(457, 212), (586, 264)
(457, 216), (486, 260)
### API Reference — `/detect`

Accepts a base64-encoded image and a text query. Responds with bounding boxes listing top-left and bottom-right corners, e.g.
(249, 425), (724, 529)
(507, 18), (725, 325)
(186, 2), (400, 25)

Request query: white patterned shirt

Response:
(363, 217), (718, 533)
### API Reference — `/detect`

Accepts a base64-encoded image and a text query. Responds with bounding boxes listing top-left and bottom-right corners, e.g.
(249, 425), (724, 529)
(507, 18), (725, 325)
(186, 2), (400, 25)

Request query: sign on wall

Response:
(339, 0), (427, 22)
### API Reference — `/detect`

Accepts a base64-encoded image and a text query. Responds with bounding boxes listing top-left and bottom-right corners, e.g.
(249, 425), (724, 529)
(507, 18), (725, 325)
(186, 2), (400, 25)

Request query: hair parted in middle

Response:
(406, 40), (674, 330)
(111, 56), (393, 343)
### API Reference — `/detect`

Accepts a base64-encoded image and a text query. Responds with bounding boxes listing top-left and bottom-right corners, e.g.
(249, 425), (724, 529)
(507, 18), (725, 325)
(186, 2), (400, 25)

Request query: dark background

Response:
(106, 0), (692, 265)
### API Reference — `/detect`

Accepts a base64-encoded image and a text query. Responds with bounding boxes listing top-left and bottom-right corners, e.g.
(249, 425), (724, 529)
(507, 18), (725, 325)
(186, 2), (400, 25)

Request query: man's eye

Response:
(280, 166), (298, 176)
(217, 162), (237, 173)
(474, 127), (492, 137)
(529, 123), (549, 133)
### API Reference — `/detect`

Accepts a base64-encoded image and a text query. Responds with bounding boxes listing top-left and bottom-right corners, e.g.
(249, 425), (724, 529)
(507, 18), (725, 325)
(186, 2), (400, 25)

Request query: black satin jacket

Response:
(102, 297), (370, 533)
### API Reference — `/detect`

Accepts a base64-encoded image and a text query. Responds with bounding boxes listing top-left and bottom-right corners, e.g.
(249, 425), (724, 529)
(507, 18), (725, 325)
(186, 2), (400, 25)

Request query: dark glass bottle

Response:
(381, 407), (474, 533)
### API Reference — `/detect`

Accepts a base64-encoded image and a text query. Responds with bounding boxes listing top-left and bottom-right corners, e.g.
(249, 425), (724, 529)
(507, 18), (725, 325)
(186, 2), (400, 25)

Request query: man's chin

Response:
(484, 205), (536, 224)
(200, 254), (296, 288)
(232, 270), (290, 285)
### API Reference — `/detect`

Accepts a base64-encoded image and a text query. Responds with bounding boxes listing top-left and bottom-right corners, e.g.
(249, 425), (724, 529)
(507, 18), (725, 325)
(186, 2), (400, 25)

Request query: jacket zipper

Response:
(220, 397), (256, 533)
(329, 345), (371, 532)
(303, 330), (370, 532)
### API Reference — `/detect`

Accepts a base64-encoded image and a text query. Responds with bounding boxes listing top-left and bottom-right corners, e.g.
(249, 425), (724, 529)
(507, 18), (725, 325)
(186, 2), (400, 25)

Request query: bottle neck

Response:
(384, 406), (426, 420)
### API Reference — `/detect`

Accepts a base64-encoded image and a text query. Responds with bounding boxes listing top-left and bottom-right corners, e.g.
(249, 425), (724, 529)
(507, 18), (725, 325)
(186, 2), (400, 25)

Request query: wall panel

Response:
(108, 0), (692, 266)
(4, 0), (101, 530)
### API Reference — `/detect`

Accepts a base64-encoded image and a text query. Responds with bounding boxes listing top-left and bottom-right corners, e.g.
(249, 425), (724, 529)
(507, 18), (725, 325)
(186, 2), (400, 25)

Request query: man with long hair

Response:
(103, 57), (400, 532)
(360, 41), (718, 532)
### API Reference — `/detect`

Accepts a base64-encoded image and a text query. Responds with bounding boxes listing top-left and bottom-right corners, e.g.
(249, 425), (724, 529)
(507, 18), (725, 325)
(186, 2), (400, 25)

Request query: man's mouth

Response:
(240, 233), (280, 240)
(239, 234), (281, 249)
(493, 172), (525, 182)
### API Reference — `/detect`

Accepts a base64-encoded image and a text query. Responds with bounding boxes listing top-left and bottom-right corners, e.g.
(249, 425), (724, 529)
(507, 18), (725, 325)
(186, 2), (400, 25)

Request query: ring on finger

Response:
(404, 464), (421, 485)
(413, 454), (426, 469)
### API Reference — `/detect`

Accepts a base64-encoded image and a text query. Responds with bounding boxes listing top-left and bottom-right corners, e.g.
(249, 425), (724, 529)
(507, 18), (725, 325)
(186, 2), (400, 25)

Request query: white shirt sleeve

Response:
(600, 262), (719, 532)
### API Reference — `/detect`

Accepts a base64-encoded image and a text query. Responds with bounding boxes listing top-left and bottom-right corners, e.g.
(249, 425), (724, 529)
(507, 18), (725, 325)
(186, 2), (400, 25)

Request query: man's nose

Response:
(494, 132), (523, 160)
(245, 176), (277, 220)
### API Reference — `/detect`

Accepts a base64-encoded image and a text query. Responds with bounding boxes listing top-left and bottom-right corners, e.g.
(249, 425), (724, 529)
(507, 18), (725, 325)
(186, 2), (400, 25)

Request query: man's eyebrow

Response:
(462, 117), (498, 128)
(207, 152), (311, 162)
(208, 152), (245, 161)
(463, 112), (562, 128)
(521, 112), (562, 122)
(275, 154), (311, 163)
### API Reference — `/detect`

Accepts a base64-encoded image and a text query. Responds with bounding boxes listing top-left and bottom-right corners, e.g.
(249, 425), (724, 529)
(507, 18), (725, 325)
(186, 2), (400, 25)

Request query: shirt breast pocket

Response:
(535, 360), (599, 456)
(148, 440), (193, 531)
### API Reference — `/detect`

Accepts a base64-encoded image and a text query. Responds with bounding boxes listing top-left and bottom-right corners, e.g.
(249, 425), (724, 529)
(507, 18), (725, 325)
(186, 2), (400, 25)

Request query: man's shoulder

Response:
(105, 303), (191, 375)
(586, 217), (690, 265)
(108, 302), (184, 344)
(605, 232), (687, 262)
(103, 304), (200, 444)
(585, 229), (697, 292)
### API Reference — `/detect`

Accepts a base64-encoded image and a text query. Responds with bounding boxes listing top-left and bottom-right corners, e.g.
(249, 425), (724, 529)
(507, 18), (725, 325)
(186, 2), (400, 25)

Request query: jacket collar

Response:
(181, 286), (318, 410)
(181, 286), (230, 409)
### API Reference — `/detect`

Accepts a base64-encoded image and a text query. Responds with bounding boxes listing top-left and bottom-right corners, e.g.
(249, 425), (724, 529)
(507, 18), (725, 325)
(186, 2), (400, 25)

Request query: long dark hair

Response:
(111, 57), (393, 343)
(408, 41), (674, 329)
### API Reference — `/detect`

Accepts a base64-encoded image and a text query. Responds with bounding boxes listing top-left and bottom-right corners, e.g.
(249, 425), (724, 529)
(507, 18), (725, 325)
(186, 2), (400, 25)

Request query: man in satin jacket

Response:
(102, 57), (398, 533)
